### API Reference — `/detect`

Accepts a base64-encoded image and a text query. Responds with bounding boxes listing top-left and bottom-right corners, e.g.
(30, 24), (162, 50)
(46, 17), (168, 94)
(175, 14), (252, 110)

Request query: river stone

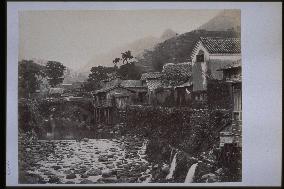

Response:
(102, 169), (114, 178)
(215, 168), (224, 175)
(118, 176), (137, 183)
(65, 181), (75, 184)
(43, 170), (54, 176)
(98, 177), (118, 183)
(66, 173), (77, 179)
(80, 173), (89, 178)
(63, 169), (73, 175)
(161, 165), (170, 174)
(201, 173), (218, 182)
(48, 176), (60, 183)
(106, 163), (115, 169)
(51, 165), (62, 170)
(74, 168), (87, 174)
(87, 168), (102, 176)
(80, 179), (95, 184)
(98, 155), (108, 162)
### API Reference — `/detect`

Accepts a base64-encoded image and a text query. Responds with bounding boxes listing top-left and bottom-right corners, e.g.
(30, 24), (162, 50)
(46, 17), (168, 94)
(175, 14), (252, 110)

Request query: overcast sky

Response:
(19, 10), (221, 70)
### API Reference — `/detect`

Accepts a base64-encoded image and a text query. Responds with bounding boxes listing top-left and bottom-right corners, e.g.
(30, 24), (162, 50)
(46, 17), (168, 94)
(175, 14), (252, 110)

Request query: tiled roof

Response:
(120, 80), (143, 88)
(217, 59), (242, 71)
(162, 62), (192, 77)
(141, 72), (163, 80)
(200, 37), (241, 54)
(93, 85), (136, 95)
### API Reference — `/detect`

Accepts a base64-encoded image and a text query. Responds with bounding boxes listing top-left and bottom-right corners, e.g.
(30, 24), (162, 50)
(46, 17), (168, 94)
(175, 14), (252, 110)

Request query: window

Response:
(196, 50), (205, 62)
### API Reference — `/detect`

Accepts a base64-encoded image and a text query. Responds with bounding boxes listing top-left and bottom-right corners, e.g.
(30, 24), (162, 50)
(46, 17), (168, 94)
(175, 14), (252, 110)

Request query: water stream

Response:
(165, 152), (177, 180)
(184, 163), (198, 183)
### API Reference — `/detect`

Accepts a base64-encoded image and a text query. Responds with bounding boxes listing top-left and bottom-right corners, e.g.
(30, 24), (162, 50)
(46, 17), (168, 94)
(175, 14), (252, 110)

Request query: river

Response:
(20, 138), (152, 184)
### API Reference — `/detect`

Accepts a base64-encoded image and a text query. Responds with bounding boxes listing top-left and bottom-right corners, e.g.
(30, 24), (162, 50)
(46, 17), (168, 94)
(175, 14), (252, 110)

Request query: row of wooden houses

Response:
(92, 36), (242, 148)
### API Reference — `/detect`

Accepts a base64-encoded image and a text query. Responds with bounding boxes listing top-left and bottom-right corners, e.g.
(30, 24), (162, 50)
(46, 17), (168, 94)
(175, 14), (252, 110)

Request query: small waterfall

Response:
(169, 148), (174, 162)
(166, 152), (177, 180)
(184, 163), (198, 183)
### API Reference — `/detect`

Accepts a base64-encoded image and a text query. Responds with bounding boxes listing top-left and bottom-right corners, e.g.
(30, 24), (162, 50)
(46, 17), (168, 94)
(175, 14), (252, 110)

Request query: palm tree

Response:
(112, 57), (121, 66)
(121, 50), (134, 64)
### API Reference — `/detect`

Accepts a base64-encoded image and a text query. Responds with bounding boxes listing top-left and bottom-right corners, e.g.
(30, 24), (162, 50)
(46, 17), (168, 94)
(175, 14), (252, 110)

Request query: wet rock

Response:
(87, 168), (102, 176)
(98, 155), (108, 162)
(102, 169), (114, 178)
(106, 163), (115, 169)
(66, 173), (77, 179)
(80, 174), (89, 178)
(65, 181), (75, 184)
(118, 176), (137, 183)
(63, 169), (73, 175)
(98, 177), (118, 183)
(80, 179), (95, 184)
(201, 173), (218, 183)
(74, 168), (88, 174)
(43, 170), (54, 176)
(51, 165), (62, 170)
(161, 165), (170, 174)
(48, 176), (60, 183)
(215, 168), (224, 175)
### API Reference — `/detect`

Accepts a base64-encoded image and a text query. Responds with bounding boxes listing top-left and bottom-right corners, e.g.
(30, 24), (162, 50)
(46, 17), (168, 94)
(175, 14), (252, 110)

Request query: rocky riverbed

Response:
(19, 137), (152, 184)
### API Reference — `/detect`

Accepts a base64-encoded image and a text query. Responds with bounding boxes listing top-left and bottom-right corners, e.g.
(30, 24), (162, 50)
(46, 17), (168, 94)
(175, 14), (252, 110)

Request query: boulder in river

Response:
(66, 173), (77, 179)
(98, 155), (108, 162)
(80, 173), (89, 178)
(102, 169), (114, 178)
(80, 179), (95, 184)
(87, 168), (102, 176)
(48, 176), (60, 183)
(65, 181), (75, 184)
(106, 163), (115, 169)
(98, 177), (118, 183)
(51, 165), (62, 170)
(63, 169), (73, 175)
(201, 173), (218, 183)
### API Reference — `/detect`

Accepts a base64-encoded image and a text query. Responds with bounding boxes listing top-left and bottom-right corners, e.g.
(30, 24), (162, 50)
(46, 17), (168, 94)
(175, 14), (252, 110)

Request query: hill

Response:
(79, 29), (178, 73)
(198, 10), (241, 31)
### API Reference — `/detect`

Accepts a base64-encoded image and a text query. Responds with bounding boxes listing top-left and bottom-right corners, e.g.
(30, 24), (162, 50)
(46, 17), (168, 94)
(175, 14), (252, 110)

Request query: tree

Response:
(83, 66), (116, 91)
(112, 57), (121, 67)
(121, 50), (134, 64)
(117, 61), (141, 80)
(45, 61), (66, 87)
(112, 50), (142, 80)
(18, 60), (45, 98)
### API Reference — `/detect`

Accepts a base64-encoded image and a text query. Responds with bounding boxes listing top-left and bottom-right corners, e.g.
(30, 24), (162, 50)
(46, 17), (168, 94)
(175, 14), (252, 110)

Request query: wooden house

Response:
(92, 78), (148, 124)
(191, 37), (241, 102)
(216, 60), (242, 148)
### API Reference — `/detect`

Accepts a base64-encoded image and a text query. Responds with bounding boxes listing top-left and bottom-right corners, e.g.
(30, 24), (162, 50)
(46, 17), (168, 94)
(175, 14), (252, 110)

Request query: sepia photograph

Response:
(6, 2), (282, 187)
(17, 9), (242, 184)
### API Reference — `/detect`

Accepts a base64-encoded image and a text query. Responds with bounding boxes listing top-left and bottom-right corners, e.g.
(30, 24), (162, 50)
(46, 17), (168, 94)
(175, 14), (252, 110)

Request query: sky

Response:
(19, 10), (221, 70)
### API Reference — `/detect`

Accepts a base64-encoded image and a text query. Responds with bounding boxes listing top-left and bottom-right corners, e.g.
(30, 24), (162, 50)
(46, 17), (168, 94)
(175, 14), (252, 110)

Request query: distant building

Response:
(191, 37), (241, 102)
